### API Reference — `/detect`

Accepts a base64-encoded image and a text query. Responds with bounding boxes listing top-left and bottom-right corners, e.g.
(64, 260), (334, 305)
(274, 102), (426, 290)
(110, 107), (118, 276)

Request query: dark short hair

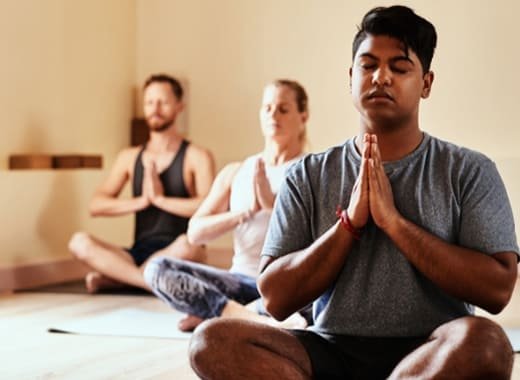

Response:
(143, 74), (184, 101)
(352, 6), (437, 73)
(271, 79), (309, 113)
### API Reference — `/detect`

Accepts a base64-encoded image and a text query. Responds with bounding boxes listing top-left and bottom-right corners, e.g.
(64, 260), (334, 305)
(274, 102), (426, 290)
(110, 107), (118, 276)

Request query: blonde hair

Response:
(269, 79), (309, 144)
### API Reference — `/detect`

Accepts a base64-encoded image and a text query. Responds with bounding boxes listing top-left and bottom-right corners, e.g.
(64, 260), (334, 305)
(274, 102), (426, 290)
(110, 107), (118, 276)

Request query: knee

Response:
(143, 256), (169, 289)
(440, 316), (513, 379)
(189, 319), (239, 376)
(68, 232), (94, 260)
(176, 235), (207, 263)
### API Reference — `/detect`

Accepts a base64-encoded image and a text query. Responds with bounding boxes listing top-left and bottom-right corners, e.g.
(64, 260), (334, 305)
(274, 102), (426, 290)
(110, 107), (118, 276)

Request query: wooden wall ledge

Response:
(8, 154), (102, 169)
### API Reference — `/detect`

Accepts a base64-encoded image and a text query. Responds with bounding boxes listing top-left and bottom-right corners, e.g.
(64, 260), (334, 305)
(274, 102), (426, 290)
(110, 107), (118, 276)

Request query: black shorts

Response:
(289, 329), (428, 380)
(126, 239), (172, 266)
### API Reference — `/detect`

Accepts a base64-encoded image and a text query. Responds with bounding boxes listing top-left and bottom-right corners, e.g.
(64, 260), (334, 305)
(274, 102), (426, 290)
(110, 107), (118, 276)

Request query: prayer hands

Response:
(253, 158), (275, 211)
(347, 134), (399, 231)
(142, 158), (164, 207)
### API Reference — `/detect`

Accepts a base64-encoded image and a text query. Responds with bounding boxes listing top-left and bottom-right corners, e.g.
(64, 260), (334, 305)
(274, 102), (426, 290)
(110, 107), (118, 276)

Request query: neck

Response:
(262, 138), (303, 166)
(356, 118), (423, 161)
(147, 126), (182, 152)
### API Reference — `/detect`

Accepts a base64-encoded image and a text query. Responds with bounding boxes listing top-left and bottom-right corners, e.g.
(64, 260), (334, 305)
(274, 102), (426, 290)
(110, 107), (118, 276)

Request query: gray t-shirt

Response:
(262, 133), (519, 337)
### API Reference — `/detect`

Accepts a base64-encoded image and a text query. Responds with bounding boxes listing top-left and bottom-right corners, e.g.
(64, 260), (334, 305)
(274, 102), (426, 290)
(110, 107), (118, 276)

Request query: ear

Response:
(421, 71), (434, 99)
(176, 101), (186, 113)
(348, 67), (353, 92)
(300, 111), (309, 124)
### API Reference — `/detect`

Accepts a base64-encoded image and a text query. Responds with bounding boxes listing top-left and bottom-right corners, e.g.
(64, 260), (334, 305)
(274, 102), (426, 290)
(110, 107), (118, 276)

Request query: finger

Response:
(254, 158), (261, 176)
(371, 136), (381, 168)
(258, 161), (267, 180)
(368, 158), (380, 194)
(258, 158), (265, 171)
(363, 133), (371, 159)
(359, 153), (369, 193)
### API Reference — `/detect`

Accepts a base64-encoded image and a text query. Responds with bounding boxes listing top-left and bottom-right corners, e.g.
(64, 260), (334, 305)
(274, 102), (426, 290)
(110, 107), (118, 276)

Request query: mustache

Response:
(148, 113), (164, 119)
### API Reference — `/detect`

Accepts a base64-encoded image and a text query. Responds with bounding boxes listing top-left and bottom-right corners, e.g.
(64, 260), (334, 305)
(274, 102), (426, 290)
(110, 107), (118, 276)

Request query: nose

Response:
(152, 101), (161, 113)
(372, 66), (392, 87)
(268, 107), (281, 120)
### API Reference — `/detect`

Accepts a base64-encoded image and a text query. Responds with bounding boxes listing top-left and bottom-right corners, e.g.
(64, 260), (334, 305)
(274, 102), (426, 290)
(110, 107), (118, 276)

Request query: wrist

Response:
(336, 206), (363, 240)
(379, 212), (403, 236)
(152, 194), (166, 206)
(137, 195), (149, 209)
(238, 210), (253, 225)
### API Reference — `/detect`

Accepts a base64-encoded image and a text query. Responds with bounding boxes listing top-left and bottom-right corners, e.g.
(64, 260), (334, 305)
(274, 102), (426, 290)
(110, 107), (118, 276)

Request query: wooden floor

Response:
(0, 290), (198, 380)
(2, 282), (520, 379)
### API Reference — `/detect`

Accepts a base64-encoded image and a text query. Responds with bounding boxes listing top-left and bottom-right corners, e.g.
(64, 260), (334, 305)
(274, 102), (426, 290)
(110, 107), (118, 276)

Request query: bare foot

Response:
(85, 272), (122, 294)
(178, 314), (204, 332)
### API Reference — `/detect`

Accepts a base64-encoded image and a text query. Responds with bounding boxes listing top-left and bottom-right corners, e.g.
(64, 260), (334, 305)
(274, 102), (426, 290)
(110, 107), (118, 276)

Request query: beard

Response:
(146, 115), (175, 132)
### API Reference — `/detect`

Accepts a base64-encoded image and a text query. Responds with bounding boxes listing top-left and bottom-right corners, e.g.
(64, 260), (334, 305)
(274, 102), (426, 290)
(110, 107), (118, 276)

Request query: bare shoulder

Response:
(112, 146), (141, 173)
(117, 146), (141, 161)
(185, 142), (214, 164)
(216, 161), (243, 185)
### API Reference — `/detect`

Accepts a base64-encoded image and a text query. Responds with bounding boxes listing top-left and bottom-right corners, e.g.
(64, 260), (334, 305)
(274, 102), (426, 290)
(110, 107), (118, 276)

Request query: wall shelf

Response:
(8, 154), (102, 170)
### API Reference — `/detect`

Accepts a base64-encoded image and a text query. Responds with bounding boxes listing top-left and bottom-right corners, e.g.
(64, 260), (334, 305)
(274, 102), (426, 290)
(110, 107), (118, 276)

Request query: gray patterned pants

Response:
(144, 257), (261, 319)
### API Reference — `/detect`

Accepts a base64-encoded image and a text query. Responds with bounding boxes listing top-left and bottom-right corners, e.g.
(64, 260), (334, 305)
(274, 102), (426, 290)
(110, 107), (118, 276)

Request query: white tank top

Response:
(229, 154), (300, 277)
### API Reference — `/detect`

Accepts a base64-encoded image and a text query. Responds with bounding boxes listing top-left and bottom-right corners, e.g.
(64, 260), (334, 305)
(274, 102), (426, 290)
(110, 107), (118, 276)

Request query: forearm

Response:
(259, 221), (355, 320)
(89, 195), (147, 217)
(385, 215), (517, 313)
(152, 196), (204, 218)
(187, 210), (251, 245)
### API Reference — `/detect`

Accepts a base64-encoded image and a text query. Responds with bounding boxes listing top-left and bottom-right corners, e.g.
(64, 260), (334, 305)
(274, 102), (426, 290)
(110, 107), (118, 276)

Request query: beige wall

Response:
(2, 0), (519, 267)
(136, 0), (520, 237)
(0, 0), (136, 266)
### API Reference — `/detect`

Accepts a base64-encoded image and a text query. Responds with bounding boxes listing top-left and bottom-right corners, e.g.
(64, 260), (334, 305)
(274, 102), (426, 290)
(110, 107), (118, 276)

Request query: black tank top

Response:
(132, 140), (190, 243)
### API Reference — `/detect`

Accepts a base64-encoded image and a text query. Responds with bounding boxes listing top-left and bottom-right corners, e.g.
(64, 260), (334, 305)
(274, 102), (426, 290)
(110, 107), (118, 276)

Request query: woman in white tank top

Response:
(144, 80), (310, 331)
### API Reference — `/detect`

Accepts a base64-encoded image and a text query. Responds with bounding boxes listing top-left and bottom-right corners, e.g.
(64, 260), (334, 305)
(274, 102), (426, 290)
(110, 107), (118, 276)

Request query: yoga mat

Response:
(505, 328), (520, 352)
(49, 308), (191, 339)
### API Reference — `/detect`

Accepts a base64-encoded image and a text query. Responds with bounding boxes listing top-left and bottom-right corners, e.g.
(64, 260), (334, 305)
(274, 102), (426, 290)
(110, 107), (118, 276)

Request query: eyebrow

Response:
(358, 52), (414, 65)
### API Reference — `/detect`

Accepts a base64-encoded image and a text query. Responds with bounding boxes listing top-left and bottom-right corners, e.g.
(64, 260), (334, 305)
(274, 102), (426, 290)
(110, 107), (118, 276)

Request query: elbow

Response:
(482, 286), (515, 315)
(187, 220), (205, 245)
(492, 290), (515, 315)
(263, 299), (291, 321)
(88, 203), (101, 217)
(186, 230), (200, 245)
(258, 276), (291, 321)
(484, 301), (507, 315)
(477, 255), (517, 315)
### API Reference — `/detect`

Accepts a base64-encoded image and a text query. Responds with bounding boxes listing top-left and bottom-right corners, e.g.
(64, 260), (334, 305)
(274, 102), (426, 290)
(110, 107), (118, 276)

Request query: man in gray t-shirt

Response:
(262, 132), (518, 340)
(189, 6), (519, 380)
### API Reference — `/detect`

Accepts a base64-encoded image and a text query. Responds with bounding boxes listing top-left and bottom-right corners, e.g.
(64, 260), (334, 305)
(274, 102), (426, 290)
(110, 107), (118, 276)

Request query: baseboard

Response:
(0, 258), (89, 291)
(0, 246), (233, 292)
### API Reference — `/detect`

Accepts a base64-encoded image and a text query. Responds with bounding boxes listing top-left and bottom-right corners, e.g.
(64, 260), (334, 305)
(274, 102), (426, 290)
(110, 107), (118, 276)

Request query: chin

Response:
(148, 121), (174, 132)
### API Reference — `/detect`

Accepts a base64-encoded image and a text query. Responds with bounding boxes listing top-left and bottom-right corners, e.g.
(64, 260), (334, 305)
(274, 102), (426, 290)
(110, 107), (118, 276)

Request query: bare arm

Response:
(385, 217), (517, 314)
(187, 162), (254, 245)
(368, 135), (517, 314)
(89, 148), (149, 217)
(150, 146), (216, 218)
(258, 222), (358, 320)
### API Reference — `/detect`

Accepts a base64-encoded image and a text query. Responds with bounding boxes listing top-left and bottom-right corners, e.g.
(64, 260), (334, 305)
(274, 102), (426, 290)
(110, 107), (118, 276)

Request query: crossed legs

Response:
(388, 316), (514, 380)
(190, 319), (312, 380)
(68, 232), (205, 293)
(144, 257), (307, 332)
(190, 316), (513, 380)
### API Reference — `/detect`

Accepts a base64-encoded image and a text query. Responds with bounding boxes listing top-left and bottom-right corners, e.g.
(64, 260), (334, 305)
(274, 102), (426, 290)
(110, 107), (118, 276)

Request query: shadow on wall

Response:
(4, 118), (50, 170)
(495, 157), (520, 239)
(36, 171), (81, 259)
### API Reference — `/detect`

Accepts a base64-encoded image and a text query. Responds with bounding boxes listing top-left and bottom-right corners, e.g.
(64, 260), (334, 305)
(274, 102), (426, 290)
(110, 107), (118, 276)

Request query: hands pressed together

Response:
(240, 158), (275, 223)
(140, 158), (165, 209)
(347, 134), (400, 232)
